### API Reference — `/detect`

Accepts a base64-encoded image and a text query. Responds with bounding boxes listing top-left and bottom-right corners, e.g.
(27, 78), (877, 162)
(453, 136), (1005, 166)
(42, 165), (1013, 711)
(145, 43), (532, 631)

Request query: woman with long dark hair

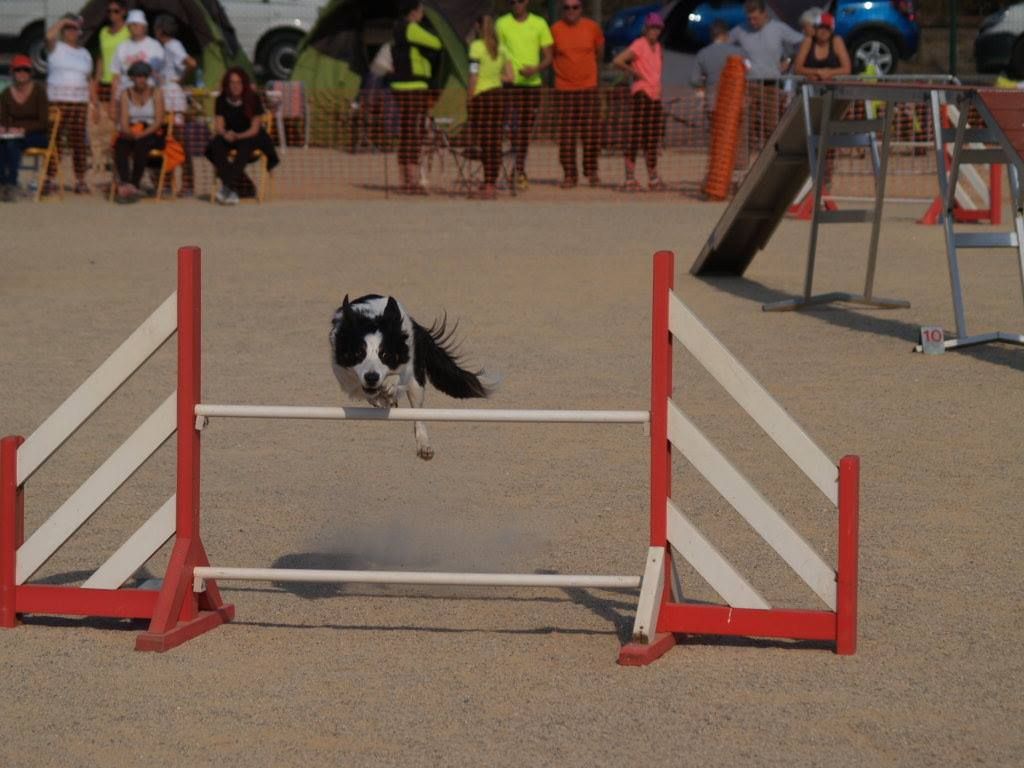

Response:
(467, 15), (512, 199)
(204, 66), (278, 204)
(390, 0), (442, 194)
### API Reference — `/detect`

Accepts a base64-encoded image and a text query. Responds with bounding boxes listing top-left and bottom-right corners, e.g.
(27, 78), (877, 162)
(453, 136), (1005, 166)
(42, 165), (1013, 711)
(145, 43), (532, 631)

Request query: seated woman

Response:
(204, 67), (278, 205)
(0, 54), (50, 202)
(112, 61), (165, 202)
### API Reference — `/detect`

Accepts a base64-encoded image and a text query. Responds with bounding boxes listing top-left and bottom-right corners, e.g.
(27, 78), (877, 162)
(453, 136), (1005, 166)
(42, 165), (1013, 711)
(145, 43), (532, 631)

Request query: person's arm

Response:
(690, 50), (707, 88)
(45, 18), (68, 52)
(792, 37), (816, 78)
(214, 114), (227, 139)
(0, 91), (9, 131)
(118, 91), (132, 135)
(612, 47), (637, 76)
(595, 27), (605, 65)
(139, 88), (164, 137)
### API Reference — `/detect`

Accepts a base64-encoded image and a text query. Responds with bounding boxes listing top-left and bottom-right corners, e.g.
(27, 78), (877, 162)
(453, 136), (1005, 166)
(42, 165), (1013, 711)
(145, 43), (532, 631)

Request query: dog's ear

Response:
(383, 297), (402, 326)
(333, 295), (354, 326)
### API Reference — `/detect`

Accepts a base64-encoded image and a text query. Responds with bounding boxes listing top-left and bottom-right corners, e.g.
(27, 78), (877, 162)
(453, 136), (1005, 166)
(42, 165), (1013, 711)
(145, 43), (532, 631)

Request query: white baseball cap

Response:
(126, 9), (148, 26)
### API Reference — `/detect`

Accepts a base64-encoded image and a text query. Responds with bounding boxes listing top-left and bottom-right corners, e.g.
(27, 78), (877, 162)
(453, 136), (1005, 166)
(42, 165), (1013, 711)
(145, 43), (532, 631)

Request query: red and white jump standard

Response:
(0, 247), (859, 662)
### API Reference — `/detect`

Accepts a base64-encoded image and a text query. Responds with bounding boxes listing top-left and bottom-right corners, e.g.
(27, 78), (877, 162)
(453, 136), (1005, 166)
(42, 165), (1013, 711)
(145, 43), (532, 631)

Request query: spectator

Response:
(204, 67), (278, 205)
(729, 0), (803, 154)
(551, 0), (604, 188)
(613, 12), (665, 191)
(112, 61), (164, 203)
(691, 20), (746, 111)
(468, 15), (514, 199)
(728, 0), (804, 80)
(94, 1), (130, 104)
(45, 14), (94, 195)
(153, 14), (197, 196)
(110, 9), (165, 112)
(793, 12), (851, 80)
(154, 14), (196, 113)
(0, 54), (50, 202)
(496, 0), (553, 190)
(390, 0), (443, 195)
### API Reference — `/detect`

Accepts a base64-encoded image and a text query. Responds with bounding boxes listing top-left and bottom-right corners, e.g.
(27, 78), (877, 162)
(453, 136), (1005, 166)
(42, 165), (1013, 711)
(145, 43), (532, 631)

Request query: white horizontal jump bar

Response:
(193, 566), (641, 591)
(195, 404), (650, 424)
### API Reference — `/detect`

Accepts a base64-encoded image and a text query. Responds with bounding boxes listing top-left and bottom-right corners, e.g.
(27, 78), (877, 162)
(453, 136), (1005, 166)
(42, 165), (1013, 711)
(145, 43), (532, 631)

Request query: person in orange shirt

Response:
(551, 0), (604, 188)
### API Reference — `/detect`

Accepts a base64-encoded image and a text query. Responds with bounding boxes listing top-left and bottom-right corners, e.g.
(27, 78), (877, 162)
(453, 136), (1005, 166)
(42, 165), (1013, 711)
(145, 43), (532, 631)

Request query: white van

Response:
(219, 0), (322, 80)
(0, 1), (322, 80)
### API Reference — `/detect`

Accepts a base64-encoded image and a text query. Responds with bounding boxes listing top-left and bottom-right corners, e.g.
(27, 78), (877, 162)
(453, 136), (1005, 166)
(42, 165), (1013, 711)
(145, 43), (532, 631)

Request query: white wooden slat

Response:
(667, 402), (837, 610)
(630, 547), (665, 644)
(17, 293), (177, 486)
(667, 293), (839, 506)
(666, 499), (771, 610)
(82, 495), (176, 589)
(16, 394), (177, 585)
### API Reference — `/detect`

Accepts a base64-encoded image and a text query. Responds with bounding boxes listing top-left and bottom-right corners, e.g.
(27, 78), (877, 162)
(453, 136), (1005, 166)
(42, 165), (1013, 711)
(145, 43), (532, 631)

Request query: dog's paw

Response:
(416, 444), (435, 461)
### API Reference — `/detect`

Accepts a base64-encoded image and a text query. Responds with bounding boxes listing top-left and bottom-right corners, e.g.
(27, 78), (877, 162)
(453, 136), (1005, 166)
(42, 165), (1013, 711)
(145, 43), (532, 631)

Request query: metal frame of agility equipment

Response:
(692, 80), (1024, 352)
(1, 247), (859, 663)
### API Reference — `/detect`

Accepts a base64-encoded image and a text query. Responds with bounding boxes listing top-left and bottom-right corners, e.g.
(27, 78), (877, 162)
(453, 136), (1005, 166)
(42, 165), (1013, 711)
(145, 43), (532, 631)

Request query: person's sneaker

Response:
(215, 186), (230, 204)
(586, 174), (601, 187)
(516, 172), (529, 191)
(648, 177), (667, 191)
(1, 185), (15, 202)
(559, 176), (577, 189)
(222, 189), (240, 205)
(73, 180), (90, 195)
(622, 178), (641, 192)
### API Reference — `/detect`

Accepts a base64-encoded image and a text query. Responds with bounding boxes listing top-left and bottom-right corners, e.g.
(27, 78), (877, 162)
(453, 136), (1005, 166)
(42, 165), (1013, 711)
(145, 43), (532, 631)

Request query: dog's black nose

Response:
(364, 372), (380, 386)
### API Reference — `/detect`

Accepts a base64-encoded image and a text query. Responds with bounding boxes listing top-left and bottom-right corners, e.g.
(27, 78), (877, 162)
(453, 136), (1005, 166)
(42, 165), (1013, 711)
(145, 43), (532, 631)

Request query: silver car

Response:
(220, 0), (322, 80)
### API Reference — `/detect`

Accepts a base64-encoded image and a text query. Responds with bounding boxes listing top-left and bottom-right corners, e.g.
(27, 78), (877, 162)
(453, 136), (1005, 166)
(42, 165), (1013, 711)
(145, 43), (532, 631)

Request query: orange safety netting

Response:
(702, 56), (747, 201)
(19, 85), (946, 203)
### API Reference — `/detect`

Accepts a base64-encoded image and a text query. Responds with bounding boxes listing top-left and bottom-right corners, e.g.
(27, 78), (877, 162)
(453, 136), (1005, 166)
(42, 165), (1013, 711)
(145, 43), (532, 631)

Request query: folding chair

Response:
(108, 113), (179, 202)
(430, 116), (516, 197)
(24, 106), (63, 202)
(208, 113), (273, 204)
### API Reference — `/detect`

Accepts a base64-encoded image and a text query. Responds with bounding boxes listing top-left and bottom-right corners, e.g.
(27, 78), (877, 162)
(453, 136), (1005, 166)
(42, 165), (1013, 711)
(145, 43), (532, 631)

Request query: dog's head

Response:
(330, 295), (411, 395)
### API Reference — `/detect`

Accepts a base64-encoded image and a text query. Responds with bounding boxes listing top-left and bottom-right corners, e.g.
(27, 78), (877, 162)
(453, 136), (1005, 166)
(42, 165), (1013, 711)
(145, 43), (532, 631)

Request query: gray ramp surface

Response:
(691, 94), (851, 276)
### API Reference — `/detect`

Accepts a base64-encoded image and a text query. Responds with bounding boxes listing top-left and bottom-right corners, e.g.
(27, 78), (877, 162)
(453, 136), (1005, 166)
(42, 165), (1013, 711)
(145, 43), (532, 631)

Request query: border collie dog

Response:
(330, 295), (491, 460)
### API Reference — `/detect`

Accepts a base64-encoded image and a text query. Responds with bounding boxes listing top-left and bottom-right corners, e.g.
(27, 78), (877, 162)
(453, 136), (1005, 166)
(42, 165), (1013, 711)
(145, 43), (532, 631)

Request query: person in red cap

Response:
(793, 12), (851, 80)
(0, 54), (51, 201)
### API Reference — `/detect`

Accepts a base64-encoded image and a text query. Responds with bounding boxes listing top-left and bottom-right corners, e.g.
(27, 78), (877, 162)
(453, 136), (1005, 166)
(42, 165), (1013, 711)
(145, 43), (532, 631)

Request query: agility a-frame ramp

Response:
(2, 248), (859, 663)
(691, 81), (909, 312)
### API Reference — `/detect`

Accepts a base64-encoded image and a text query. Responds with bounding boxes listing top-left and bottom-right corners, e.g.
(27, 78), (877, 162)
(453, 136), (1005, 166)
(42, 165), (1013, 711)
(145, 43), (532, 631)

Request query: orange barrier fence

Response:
(30, 85), (944, 202)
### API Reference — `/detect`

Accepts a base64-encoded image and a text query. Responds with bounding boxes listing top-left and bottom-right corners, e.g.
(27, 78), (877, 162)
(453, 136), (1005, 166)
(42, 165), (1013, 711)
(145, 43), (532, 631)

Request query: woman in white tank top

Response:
(113, 61), (165, 202)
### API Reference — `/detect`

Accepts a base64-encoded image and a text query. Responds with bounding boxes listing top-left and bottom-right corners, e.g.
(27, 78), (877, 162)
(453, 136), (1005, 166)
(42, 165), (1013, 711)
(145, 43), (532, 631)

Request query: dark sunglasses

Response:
(13, 67), (33, 73)
(108, 7), (125, 14)
(564, 3), (582, 8)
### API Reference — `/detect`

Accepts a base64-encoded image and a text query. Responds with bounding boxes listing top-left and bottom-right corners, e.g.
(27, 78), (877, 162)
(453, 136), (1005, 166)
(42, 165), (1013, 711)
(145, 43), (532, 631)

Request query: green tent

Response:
(291, 0), (481, 147)
(80, 0), (253, 90)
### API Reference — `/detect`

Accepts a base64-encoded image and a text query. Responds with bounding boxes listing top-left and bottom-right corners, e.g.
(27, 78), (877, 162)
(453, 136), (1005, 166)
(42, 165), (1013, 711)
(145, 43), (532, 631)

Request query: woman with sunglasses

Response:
(45, 13), (95, 195)
(94, 1), (131, 104)
(0, 54), (50, 202)
(112, 61), (165, 202)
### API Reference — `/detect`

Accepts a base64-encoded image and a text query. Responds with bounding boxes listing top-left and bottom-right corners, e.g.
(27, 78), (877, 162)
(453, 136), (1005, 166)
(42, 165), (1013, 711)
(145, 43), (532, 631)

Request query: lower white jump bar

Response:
(195, 404), (650, 424)
(193, 566), (641, 592)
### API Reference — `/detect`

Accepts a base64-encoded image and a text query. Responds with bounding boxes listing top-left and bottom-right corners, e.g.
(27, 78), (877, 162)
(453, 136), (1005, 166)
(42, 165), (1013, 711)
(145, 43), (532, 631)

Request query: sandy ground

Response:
(1, 196), (1022, 767)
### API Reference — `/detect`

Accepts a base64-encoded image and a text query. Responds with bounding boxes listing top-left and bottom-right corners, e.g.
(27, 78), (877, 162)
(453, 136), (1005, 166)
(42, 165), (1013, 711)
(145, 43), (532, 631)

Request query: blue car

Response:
(605, 0), (920, 74)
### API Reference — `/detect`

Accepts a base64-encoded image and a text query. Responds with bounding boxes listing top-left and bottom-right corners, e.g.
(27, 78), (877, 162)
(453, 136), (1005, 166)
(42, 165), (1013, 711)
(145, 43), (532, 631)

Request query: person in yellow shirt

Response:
(390, 0), (443, 194)
(94, 1), (131, 104)
(496, 0), (553, 189)
(468, 15), (514, 198)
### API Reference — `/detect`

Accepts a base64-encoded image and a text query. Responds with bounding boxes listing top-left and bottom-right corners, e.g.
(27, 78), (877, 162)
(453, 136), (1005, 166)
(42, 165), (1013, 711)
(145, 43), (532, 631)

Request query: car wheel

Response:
(21, 24), (47, 75)
(258, 30), (304, 81)
(848, 32), (898, 75)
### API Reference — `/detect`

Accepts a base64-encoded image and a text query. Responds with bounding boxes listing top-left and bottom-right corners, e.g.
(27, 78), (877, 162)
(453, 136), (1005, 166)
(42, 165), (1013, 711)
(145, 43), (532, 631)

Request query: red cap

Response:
(815, 12), (835, 31)
(11, 54), (33, 70)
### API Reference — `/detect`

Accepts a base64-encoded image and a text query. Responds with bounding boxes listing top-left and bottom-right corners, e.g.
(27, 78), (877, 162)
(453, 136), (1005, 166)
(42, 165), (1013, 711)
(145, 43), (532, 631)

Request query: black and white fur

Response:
(329, 294), (491, 460)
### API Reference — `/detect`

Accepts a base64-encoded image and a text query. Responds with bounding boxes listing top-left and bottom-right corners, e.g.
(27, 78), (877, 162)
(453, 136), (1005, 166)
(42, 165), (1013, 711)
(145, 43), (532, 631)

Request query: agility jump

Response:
(0, 247), (859, 664)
